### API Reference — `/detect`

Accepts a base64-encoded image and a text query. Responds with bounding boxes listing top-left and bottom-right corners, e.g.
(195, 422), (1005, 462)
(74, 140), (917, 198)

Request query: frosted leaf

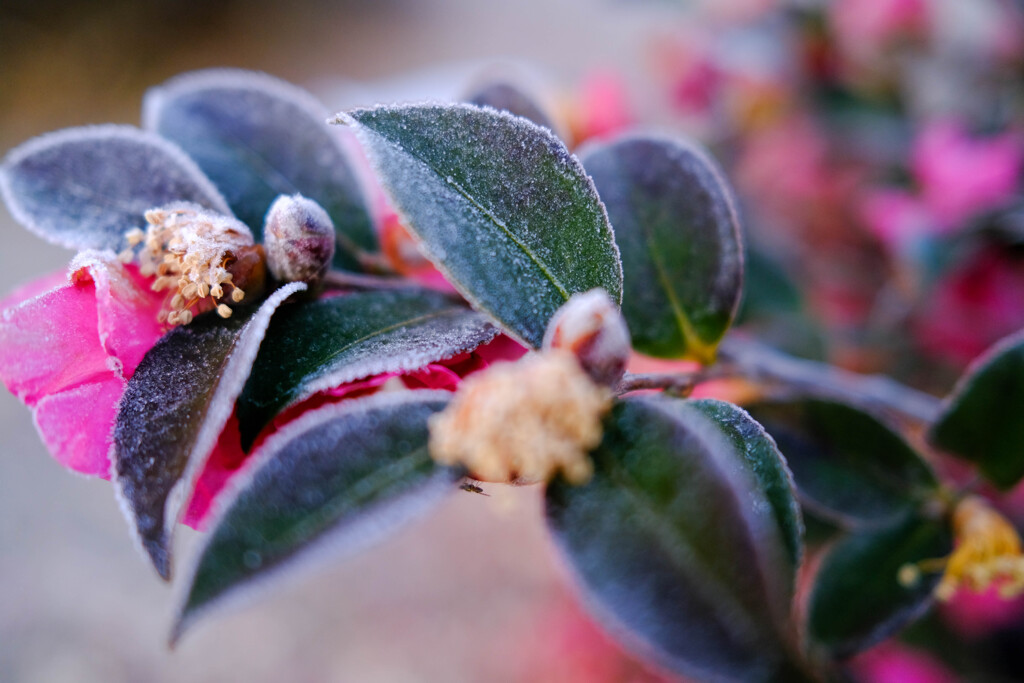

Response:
(172, 391), (458, 644)
(236, 289), (497, 449)
(334, 103), (622, 349)
(143, 69), (375, 268)
(580, 133), (743, 363)
(0, 125), (230, 251)
(113, 282), (306, 579)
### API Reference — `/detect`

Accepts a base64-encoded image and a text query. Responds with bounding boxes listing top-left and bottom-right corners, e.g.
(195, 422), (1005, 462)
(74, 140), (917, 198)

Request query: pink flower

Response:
(849, 643), (957, 683)
(915, 247), (1024, 365)
(568, 70), (634, 146)
(830, 0), (929, 58)
(860, 188), (936, 249)
(0, 252), (164, 476)
(912, 121), (1022, 230)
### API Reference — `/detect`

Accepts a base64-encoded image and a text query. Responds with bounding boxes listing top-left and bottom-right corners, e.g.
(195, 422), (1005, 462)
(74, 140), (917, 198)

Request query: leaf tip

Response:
(143, 534), (173, 581)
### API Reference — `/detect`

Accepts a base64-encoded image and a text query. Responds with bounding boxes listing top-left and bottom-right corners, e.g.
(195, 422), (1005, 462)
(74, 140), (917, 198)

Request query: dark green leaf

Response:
(236, 289), (496, 450)
(335, 103), (622, 349)
(808, 512), (952, 658)
(688, 399), (804, 573)
(114, 283), (306, 579)
(930, 330), (1024, 489)
(465, 80), (555, 131)
(580, 134), (743, 363)
(173, 392), (458, 643)
(546, 397), (800, 682)
(746, 399), (938, 528)
(0, 125), (230, 251)
(144, 69), (375, 268)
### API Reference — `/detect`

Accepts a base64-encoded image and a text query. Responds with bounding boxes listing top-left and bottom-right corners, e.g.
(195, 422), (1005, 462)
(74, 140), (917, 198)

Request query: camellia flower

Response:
(0, 69), (519, 577)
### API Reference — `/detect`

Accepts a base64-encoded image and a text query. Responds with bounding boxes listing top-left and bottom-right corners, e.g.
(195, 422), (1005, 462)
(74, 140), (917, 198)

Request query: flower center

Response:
(428, 349), (612, 485)
(899, 496), (1024, 600)
(121, 203), (265, 325)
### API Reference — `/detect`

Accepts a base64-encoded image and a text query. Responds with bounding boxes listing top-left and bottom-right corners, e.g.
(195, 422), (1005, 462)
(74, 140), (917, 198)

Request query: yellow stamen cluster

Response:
(121, 203), (259, 325)
(899, 496), (1024, 601)
(428, 349), (612, 485)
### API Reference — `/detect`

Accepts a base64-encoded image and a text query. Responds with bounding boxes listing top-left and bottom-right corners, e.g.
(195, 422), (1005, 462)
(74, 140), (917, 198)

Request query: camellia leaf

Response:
(746, 399), (939, 528)
(580, 134), (743, 364)
(143, 69), (376, 268)
(236, 288), (497, 450)
(687, 399), (804, 573)
(114, 283), (306, 580)
(172, 391), (459, 644)
(0, 125), (230, 252)
(465, 80), (556, 131)
(546, 397), (804, 683)
(334, 103), (622, 349)
(808, 512), (952, 659)
(929, 330), (1024, 489)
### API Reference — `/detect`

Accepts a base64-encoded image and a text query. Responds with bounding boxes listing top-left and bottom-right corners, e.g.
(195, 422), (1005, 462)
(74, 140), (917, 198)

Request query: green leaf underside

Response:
(114, 283), (305, 579)
(236, 289), (496, 450)
(546, 397), (797, 683)
(688, 399), (804, 573)
(144, 69), (376, 268)
(809, 512), (952, 658)
(581, 135), (743, 363)
(930, 330), (1024, 489)
(746, 399), (938, 528)
(174, 393), (458, 642)
(466, 81), (556, 131)
(0, 125), (229, 252)
(338, 104), (622, 349)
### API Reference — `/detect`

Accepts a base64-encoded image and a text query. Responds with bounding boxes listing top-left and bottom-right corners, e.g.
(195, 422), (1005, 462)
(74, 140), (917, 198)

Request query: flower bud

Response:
(543, 288), (631, 387)
(263, 194), (335, 289)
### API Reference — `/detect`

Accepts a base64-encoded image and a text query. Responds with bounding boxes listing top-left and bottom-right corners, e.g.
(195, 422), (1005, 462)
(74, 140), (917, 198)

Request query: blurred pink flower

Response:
(849, 643), (957, 683)
(940, 584), (1024, 640)
(860, 188), (935, 249)
(915, 247), (1024, 365)
(912, 121), (1022, 230)
(831, 0), (929, 56)
(569, 69), (634, 145)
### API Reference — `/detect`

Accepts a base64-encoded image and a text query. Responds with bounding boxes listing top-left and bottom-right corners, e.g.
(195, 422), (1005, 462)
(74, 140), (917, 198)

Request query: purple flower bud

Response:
(263, 194), (335, 288)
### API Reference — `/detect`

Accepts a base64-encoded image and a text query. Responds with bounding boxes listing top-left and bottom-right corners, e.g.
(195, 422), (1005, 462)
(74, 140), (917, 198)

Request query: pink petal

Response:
(0, 252), (165, 476)
(183, 415), (251, 529)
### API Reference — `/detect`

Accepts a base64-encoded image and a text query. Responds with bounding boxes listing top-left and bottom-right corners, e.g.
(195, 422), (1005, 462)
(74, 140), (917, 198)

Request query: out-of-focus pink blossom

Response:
(830, 0), (929, 57)
(849, 643), (958, 683)
(915, 247), (1024, 365)
(940, 585), (1024, 640)
(912, 121), (1022, 230)
(568, 70), (634, 146)
(860, 188), (935, 249)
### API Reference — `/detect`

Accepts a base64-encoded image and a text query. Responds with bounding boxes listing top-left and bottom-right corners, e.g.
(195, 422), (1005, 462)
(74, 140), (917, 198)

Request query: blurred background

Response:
(2, 0), (1024, 681)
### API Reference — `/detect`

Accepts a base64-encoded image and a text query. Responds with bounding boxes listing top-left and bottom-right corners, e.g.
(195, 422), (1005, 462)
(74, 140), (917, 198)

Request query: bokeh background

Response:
(4, 0), (1024, 681)
(0, 1), (678, 682)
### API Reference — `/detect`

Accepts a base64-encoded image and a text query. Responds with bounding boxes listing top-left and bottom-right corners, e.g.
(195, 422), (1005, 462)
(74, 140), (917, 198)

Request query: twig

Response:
(717, 336), (943, 426)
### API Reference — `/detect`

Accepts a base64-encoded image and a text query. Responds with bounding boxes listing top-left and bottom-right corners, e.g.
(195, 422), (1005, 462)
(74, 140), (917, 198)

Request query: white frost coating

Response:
(330, 103), (624, 348)
(163, 282), (308, 568)
(295, 314), (497, 403)
(171, 390), (454, 645)
(0, 125), (231, 250)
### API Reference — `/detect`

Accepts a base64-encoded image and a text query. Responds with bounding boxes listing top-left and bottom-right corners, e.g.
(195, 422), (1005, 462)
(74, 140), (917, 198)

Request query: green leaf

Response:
(335, 103), (622, 349)
(114, 283), (306, 579)
(546, 397), (801, 683)
(236, 289), (497, 450)
(173, 392), (459, 644)
(0, 125), (230, 252)
(808, 512), (952, 658)
(929, 330), (1024, 489)
(746, 399), (939, 528)
(580, 134), (743, 363)
(465, 80), (555, 131)
(687, 399), (804, 573)
(143, 69), (376, 268)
